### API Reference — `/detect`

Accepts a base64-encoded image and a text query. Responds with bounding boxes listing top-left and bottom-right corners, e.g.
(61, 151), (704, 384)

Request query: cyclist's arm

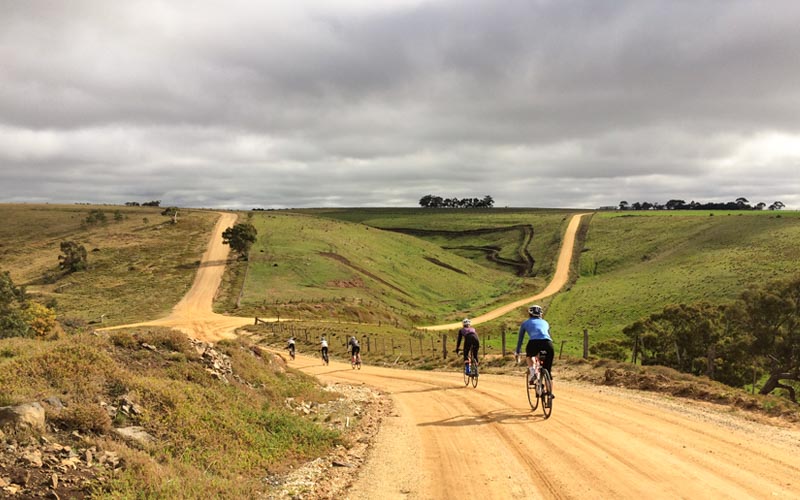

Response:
(455, 330), (463, 352)
(515, 324), (526, 355)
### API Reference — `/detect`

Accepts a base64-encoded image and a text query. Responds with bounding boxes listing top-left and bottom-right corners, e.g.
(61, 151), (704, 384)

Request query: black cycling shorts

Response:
(351, 345), (360, 355)
(463, 335), (479, 361)
(526, 339), (554, 373)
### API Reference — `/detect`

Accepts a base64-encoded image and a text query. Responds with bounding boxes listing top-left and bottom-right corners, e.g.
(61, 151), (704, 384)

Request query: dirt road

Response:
(422, 213), (588, 330)
(293, 353), (800, 499)
(99, 212), (254, 341)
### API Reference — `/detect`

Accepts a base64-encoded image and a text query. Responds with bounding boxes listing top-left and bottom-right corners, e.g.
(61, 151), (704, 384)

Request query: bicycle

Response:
(522, 350), (553, 418)
(459, 350), (479, 388)
(351, 352), (362, 370)
(288, 345), (296, 361)
(321, 348), (329, 365)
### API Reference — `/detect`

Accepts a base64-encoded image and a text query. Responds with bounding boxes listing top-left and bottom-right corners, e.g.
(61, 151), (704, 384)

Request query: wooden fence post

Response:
(502, 329), (506, 356)
(583, 329), (589, 359)
(442, 334), (447, 360)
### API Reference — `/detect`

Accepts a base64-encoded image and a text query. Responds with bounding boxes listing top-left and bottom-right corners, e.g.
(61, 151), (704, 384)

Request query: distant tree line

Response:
(419, 195), (495, 208)
(125, 200), (162, 207)
(618, 198), (785, 211)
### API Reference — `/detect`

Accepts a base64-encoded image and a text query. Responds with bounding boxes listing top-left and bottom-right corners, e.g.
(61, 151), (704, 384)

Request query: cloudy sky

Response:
(2, 0), (799, 209)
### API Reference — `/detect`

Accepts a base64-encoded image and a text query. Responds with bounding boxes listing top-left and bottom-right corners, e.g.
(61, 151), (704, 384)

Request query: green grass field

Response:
(228, 211), (531, 326)
(547, 210), (800, 355)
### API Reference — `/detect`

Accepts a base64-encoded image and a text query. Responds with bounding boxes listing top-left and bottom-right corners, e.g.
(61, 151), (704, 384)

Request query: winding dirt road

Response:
(422, 213), (587, 330)
(99, 212), (253, 341)
(106, 211), (800, 498)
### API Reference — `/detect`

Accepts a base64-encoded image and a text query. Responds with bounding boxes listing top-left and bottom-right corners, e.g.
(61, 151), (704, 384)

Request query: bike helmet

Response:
(528, 305), (543, 317)
(462, 318), (471, 326)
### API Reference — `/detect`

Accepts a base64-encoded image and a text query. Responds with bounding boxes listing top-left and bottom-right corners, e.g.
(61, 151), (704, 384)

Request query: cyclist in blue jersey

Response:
(455, 318), (480, 376)
(515, 305), (555, 397)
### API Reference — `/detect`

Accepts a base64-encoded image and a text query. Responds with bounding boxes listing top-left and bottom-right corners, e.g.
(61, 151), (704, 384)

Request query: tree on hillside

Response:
(222, 223), (258, 260)
(619, 201), (629, 210)
(0, 271), (29, 338)
(58, 241), (88, 273)
(623, 275), (800, 401)
(728, 275), (800, 402)
(161, 206), (179, 224)
(85, 209), (107, 225)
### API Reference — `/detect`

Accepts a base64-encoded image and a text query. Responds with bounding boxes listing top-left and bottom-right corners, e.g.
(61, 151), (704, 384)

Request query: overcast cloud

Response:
(1, 0), (799, 209)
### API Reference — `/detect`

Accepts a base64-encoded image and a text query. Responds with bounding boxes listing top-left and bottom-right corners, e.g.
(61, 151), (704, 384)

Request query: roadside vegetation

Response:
(0, 327), (343, 497)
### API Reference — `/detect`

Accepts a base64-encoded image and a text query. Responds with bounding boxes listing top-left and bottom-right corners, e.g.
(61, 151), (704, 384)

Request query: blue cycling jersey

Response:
(516, 317), (551, 353)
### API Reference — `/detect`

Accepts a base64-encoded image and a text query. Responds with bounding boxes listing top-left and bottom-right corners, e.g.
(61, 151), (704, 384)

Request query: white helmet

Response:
(528, 305), (543, 317)
(462, 318), (471, 326)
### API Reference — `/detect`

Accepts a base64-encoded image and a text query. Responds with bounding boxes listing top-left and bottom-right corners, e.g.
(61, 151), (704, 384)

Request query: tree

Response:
(768, 201), (785, 211)
(728, 275), (800, 402)
(20, 301), (59, 339)
(161, 206), (179, 224)
(665, 199), (686, 210)
(58, 241), (88, 273)
(222, 223), (258, 260)
(0, 271), (29, 338)
(85, 209), (107, 225)
(619, 201), (629, 210)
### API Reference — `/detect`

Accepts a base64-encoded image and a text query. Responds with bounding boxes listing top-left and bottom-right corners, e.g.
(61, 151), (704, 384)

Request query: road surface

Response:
(292, 353), (800, 499)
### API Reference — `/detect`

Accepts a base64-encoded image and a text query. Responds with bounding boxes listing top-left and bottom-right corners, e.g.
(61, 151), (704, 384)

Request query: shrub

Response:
(51, 403), (113, 434)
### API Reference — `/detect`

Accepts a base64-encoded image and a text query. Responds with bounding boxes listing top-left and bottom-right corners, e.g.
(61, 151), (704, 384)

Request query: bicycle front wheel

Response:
(464, 367), (470, 386)
(526, 370), (539, 410)
(541, 369), (553, 419)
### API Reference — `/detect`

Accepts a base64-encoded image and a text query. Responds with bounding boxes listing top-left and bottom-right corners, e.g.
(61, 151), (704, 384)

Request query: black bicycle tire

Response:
(463, 365), (470, 386)
(541, 369), (553, 419)
(470, 357), (478, 387)
(526, 369), (538, 410)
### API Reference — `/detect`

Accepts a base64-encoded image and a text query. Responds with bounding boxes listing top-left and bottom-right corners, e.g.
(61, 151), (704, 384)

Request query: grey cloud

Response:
(1, 0), (800, 210)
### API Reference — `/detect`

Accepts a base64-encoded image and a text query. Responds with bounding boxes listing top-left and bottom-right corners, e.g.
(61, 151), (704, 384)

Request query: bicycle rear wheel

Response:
(526, 370), (539, 410)
(541, 369), (553, 419)
(463, 365), (470, 386)
(470, 359), (478, 387)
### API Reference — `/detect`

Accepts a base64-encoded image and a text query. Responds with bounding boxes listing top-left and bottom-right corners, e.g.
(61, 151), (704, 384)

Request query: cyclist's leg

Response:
(524, 340), (537, 383)
(539, 340), (556, 395)
(469, 339), (479, 373)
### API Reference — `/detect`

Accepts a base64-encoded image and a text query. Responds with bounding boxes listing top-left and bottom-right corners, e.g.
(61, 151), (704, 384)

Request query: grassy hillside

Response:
(220, 211), (530, 326)
(298, 208), (579, 279)
(0, 328), (344, 498)
(0, 204), (219, 326)
(547, 210), (800, 355)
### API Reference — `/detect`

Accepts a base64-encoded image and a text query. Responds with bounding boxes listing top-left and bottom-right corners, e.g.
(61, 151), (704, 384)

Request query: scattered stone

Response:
(21, 449), (43, 468)
(0, 402), (46, 435)
(43, 397), (65, 410)
(114, 426), (156, 447)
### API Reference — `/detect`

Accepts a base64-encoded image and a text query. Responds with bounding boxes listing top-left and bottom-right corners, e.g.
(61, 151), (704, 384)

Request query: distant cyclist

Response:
(515, 305), (554, 398)
(455, 318), (479, 376)
(287, 336), (296, 360)
(348, 336), (361, 365)
(320, 337), (329, 364)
